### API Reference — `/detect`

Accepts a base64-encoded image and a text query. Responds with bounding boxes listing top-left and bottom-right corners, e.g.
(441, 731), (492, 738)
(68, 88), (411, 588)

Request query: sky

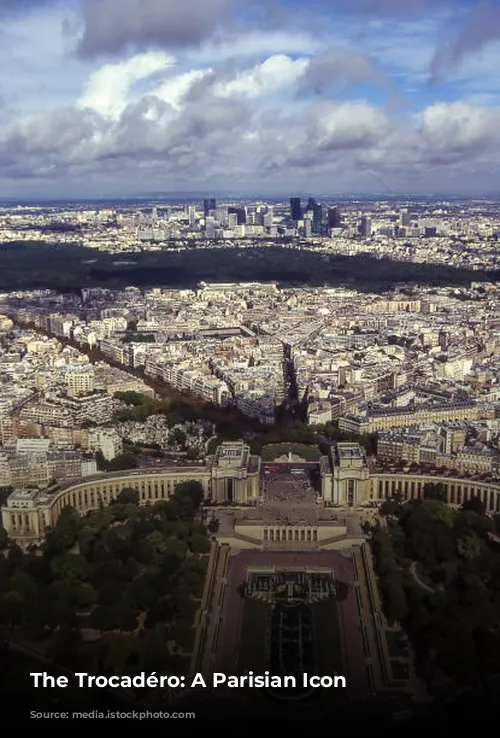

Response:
(1, 0), (500, 197)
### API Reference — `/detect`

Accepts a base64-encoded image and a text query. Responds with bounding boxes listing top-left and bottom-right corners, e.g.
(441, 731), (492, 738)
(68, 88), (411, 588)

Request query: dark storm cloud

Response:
(430, 1), (500, 82)
(78, 0), (234, 56)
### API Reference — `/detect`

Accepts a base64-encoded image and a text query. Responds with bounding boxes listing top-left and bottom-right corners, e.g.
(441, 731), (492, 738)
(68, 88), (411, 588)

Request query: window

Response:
(348, 479), (355, 506)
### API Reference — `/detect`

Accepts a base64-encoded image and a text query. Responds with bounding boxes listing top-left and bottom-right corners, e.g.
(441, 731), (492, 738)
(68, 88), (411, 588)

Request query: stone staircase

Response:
(318, 532), (366, 549)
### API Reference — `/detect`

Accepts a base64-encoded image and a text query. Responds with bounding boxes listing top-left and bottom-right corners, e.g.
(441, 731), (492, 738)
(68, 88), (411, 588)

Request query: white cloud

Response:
(3, 1), (500, 194)
(419, 101), (500, 152)
(188, 31), (324, 65)
(154, 69), (211, 111)
(77, 51), (175, 119)
(214, 55), (309, 98)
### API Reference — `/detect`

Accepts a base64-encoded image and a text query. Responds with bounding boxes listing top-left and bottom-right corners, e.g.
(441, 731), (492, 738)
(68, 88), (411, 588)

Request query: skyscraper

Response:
(306, 197), (317, 212)
(360, 216), (372, 237)
(228, 206), (246, 225)
(327, 207), (342, 229)
(205, 217), (215, 239)
(215, 205), (228, 226)
(312, 204), (323, 234)
(290, 197), (302, 221)
(204, 198), (216, 217)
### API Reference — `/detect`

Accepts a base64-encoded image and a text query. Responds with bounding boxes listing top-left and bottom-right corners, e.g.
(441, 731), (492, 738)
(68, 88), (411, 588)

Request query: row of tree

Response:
(374, 494), (500, 700)
(371, 529), (408, 623)
(0, 481), (211, 681)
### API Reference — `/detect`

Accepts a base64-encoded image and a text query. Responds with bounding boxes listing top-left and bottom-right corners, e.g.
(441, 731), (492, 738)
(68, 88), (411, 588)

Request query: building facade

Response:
(1, 441), (261, 544)
(3, 440), (500, 545)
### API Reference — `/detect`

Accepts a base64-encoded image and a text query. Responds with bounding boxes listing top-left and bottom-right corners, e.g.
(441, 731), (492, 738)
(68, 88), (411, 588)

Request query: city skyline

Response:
(2, 0), (500, 197)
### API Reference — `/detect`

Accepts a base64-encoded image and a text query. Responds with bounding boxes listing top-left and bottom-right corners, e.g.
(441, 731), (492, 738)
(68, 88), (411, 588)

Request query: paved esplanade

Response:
(259, 472), (318, 527)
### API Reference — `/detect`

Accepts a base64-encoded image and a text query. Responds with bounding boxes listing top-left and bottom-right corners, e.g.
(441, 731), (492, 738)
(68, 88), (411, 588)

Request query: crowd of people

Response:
(260, 471), (318, 526)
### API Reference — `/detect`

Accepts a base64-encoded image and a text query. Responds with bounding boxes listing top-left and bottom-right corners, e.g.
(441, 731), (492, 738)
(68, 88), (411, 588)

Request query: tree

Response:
(97, 580), (124, 607)
(0, 527), (8, 550)
(183, 572), (205, 597)
(380, 499), (400, 517)
(106, 453), (138, 471)
(51, 554), (88, 583)
(89, 606), (120, 631)
(169, 428), (187, 447)
(174, 481), (204, 510)
(145, 599), (174, 629)
(116, 607), (138, 632)
(454, 509), (492, 538)
(44, 506), (82, 553)
(114, 488), (139, 505)
(171, 624), (195, 652)
(208, 517), (220, 534)
(7, 544), (24, 561)
(462, 496), (486, 516)
(188, 534), (211, 554)
(423, 499), (453, 527)
(384, 584), (408, 623)
(74, 585), (98, 609)
(145, 531), (186, 560)
(114, 390), (143, 406)
(457, 533), (481, 560)
(126, 577), (157, 611)
(23, 555), (53, 584)
(423, 482), (447, 502)
(103, 640), (134, 673)
(48, 626), (83, 667)
(95, 450), (107, 471)
(174, 495), (195, 522)
(10, 571), (38, 601)
(173, 590), (198, 618)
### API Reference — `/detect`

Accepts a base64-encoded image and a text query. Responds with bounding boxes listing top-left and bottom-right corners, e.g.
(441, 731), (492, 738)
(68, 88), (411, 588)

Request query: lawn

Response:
(238, 599), (269, 673)
(312, 599), (344, 674)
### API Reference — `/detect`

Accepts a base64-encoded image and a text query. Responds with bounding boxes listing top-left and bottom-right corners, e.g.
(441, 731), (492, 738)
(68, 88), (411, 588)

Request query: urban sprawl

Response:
(0, 194), (500, 501)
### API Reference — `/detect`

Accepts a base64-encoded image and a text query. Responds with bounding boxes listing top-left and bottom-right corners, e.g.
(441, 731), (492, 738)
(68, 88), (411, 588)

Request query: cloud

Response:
(429, 1), (500, 82)
(4, 107), (103, 161)
(214, 55), (309, 98)
(297, 47), (388, 97)
(0, 0), (54, 14)
(274, 0), (451, 20)
(154, 69), (211, 111)
(349, 0), (443, 13)
(3, 42), (500, 194)
(189, 30), (324, 65)
(78, 0), (234, 56)
(77, 51), (175, 119)
(416, 101), (500, 163)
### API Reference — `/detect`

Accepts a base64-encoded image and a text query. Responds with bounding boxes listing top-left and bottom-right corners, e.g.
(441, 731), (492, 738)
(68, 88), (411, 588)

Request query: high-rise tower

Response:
(290, 197), (302, 221)
(203, 198), (216, 217)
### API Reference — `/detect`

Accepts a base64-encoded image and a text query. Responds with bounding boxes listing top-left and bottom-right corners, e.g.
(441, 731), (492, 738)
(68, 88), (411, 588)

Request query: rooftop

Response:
(337, 443), (365, 460)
